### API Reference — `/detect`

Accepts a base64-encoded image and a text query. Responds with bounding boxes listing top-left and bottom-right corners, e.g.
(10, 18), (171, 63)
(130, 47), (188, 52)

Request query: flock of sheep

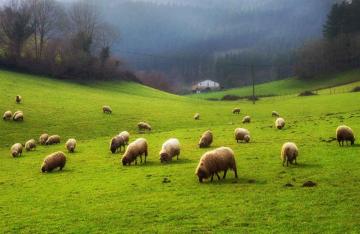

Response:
(3, 97), (357, 183)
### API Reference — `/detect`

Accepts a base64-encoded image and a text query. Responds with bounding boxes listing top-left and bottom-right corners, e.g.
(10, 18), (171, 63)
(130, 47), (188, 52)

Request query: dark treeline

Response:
(0, 0), (135, 81)
(296, 0), (360, 79)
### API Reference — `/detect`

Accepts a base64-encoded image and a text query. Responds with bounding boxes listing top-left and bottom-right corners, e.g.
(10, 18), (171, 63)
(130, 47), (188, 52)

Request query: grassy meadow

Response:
(1, 70), (360, 233)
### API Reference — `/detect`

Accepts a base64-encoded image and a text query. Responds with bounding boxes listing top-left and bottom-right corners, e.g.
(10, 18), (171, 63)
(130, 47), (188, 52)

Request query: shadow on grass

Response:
(200, 176), (266, 185)
(286, 163), (322, 169)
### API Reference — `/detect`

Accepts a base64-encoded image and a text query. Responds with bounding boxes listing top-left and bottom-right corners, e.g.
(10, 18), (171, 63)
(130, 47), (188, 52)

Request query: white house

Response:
(192, 80), (221, 93)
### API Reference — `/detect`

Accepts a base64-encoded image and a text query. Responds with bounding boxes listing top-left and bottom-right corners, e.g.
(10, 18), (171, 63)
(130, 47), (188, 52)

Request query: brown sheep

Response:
(195, 147), (238, 183)
(233, 108), (240, 114)
(272, 111), (280, 117)
(110, 135), (125, 154)
(194, 113), (200, 120)
(234, 128), (250, 143)
(199, 130), (213, 148)
(121, 138), (148, 166)
(3, 111), (12, 120)
(46, 135), (61, 145)
(242, 116), (251, 124)
(41, 152), (67, 173)
(159, 138), (180, 163)
(13, 111), (24, 121)
(25, 139), (36, 151)
(281, 142), (299, 167)
(65, 139), (77, 153)
(275, 118), (285, 130)
(103, 106), (112, 114)
(119, 131), (130, 145)
(10, 143), (23, 157)
(39, 133), (49, 145)
(138, 122), (152, 132)
(16, 95), (22, 104)
(336, 125), (355, 146)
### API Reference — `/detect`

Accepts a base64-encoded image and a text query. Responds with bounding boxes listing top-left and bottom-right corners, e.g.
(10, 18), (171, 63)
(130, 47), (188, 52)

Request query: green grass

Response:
(190, 69), (360, 100)
(1, 70), (360, 233)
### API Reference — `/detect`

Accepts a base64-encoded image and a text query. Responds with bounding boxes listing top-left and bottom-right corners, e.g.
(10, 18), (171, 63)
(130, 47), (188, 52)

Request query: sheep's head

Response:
(11, 150), (18, 157)
(244, 135), (250, 143)
(41, 164), (47, 173)
(122, 156), (129, 166)
(199, 139), (207, 148)
(110, 144), (117, 154)
(196, 164), (209, 183)
(160, 152), (169, 163)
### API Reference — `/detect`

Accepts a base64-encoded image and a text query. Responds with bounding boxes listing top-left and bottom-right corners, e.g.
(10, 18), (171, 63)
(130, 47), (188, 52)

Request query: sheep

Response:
(41, 151), (66, 173)
(233, 108), (241, 114)
(275, 117), (285, 129)
(16, 95), (22, 104)
(25, 139), (36, 151)
(10, 143), (23, 157)
(138, 122), (152, 132)
(159, 138), (180, 163)
(194, 113), (200, 120)
(119, 131), (130, 145)
(110, 135), (125, 154)
(103, 106), (112, 114)
(234, 128), (250, 143)
(39, 133), (49, 145)
(281, 142), (299, 167)
(13, 111), (23, 121)
(65, 138), (77, 153)
(46, 135), (61, 145)
(121, 138), (148, 166)
(336, 125), (355, 146)
(272, 111), (280, 117)
(199, 130), (213, 148)
(3, 111), (12, 120)
(195, 147), (238, 183)
(242, 116), (251, 124)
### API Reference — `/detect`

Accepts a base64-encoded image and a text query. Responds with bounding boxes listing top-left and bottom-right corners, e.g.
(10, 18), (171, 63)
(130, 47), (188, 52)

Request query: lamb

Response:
(121, 138), (148, 166)
(272, 111), (280, 117)
(242, 116), (251, 124)
(119, 131), (130, 145)
(110, 135), (125, 153)
(103, 106), (112, 114)
(3, 111), (12, 120)
(233, 108), (241, 114)
(10, 143), (23, 157)
(65, 138), (77, 153)
(39, 133), (49, 145)
(13, 111), (23, 121)
(41, 151), (67, 173)
(234, 128), (250, 143)
(159, 138), (180, 163)
(194, 113), (200, 120)
(138, 122), (152, 132)
(199, 130), (213, 148)
(16, 95), (22, 104)
(275, 117), (285, 129)
(281, 142), (299, 167)
(46, 135), (61, 145)
(336, 125), (355, 146)
(25, 139), (36, 151)
(195, 147), (238, 183)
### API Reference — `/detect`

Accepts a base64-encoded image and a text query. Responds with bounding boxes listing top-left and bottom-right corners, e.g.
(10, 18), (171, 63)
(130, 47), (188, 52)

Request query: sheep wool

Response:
(3, 111), (12, 120)
(110, 135), (125, 154)
(121, 138), (148, 166)
(25, 139), (36, 151)
(16, 95), (22, 104)
(195, 147), (238, 183)
(13, 111), (24, 121)
(234, 128), (250, 143)
(11, 143), (23, 157)
(281, 142), (299, 167)
(41, 152), (67, 173)
(39, 133), (49, 145)
(336, 125), (355, 146)
(138, 122), (152, 132)
(103, 106), (112, 114)
(199, 130), (213, 148)
(233, 108), (241, 114)
(66, 139), (77, 153)
(194, 113), (200, 120)
(159, 138), (180, 163)
(242, 116), (251, 124)
(119, 131), (130, 145)
(275, 118), (285, 130)
(46, 135), (61, 145)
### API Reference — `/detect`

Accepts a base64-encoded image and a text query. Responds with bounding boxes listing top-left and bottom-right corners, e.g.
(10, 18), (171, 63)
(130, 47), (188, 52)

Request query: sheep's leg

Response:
(286, 159), (289, 167)
(234, 169), (238, 179)
(223, 170), (227, 179)
(140, 155), (143, 164)
(144, 155), (147, 164)
(216, 173), (221, 180)
(211, 174), (214, 182)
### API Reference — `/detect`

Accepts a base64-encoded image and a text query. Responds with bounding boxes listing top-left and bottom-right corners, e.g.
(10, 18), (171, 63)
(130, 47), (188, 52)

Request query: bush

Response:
(351, 86), (360, 92)
(299, 90), (317, 96)
(221, 95), (241, 101)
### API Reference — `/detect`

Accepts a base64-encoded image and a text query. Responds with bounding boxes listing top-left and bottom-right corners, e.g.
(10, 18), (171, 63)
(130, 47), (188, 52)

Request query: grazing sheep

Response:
(110, 135), (125, 154)
(121, 138), (148, 166)
(242, 116), (251, 124)
(16, 95), (22, 104)
(46, 135), (61, 145)
(10, 143), (23, 157)
(234, 128), (250, 143)
(336, 125), (355, 146)
(138, 122), (152, 132)
(103, 106), (112, 114)
(275, 118), (285, 129)
(272, 111), (280, 117)
(39, 133), (49, 145)
(3, 111), (12, 120)
(281, 142), (299, 167)
(195, 147), (238, 183)
(194, 113), (200, 120)
(25, 139), (36, 151)
(41, 151), (66, 173)
(13, 111), (23, 121)
(65, 139), (77, 153)
(199, 130), (213, 148)
(159, 138), (180, 163)
(119, 131), (130, 145)
(233, 108), (241, 114)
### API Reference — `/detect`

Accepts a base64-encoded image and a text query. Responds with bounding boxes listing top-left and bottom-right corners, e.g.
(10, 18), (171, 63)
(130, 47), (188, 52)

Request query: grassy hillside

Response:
(1, 70), (360, 233)
(190, 69), (360, 100)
